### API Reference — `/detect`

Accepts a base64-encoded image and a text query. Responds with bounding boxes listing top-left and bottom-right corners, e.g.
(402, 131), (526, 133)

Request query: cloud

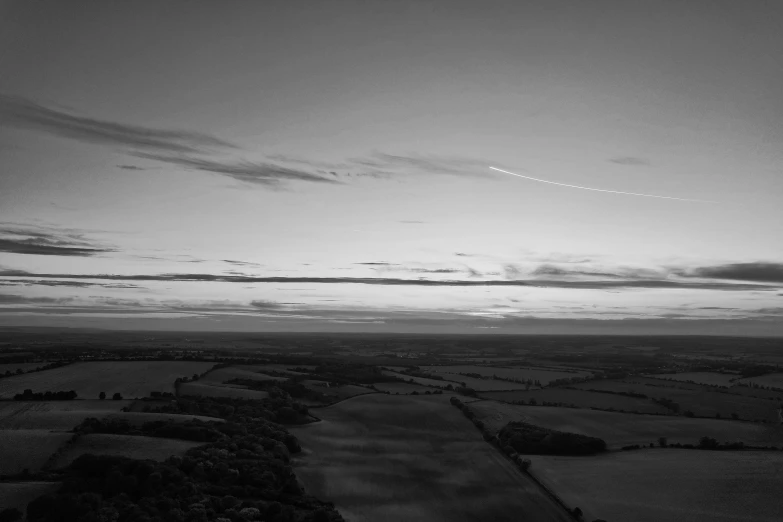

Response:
(0, 94), (235, 154)
(674, 262), (783, 284)
(503, 264), (524, 279)
(0, 269), (774, 291)
(132, 153), (340, 187)
(609, 156), (651, 166)
(117, 165), (146, 170)
(0, 279), (139, 288)
(531, 264), (663, 279)
(354, 262), (397, 266)
(0, 294), (74, 305)
(0, 224), (115, 257)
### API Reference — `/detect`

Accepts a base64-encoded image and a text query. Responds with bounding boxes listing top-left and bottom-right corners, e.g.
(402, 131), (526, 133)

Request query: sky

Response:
(0, 0), (782, 335)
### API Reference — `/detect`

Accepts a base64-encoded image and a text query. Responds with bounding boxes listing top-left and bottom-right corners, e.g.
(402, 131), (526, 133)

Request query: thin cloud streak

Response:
(0, 270), (774, 291)
(489, 166), (715, 202)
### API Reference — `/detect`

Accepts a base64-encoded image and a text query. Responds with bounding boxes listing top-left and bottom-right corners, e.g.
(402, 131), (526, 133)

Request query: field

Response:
(0, 430), (72, 474)
(423, 365), (592, 385)
(737, 373), (783, 389)
(372, 382), (437, 394)
(178, 381), (269, 399)
(0, 400), (130, 430)
(0, 361), (215, 399)
(0, 362), (50, 374)
(199, 365), (286, 385)
(652, 372), (737, 387)
(467, 401), (783, 447)
(571, 379), (781, 421)
(532, 450), (783, 522)
(52, 433), (204, 468)
(380, 370), (456, 388)
(0, 481), (60, 515)
(481, 388), (669, 414)
(291, 393), (571, 522)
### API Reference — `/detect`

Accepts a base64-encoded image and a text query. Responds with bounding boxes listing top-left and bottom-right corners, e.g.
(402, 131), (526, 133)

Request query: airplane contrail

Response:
(489, 166), (714, 202)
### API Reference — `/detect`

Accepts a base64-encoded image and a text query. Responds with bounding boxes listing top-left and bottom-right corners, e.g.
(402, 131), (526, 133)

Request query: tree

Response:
(658, 437), (667, 448)
(112, 392), (123, 400)
(99, 391), (106, 400)
(731, 413), (739, 420)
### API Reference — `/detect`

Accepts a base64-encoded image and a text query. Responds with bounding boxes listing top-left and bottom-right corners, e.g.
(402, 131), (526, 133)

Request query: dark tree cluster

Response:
(147, 395), (311, 428)
(13, 389), (77, 401)
(498, 422), (607, 456)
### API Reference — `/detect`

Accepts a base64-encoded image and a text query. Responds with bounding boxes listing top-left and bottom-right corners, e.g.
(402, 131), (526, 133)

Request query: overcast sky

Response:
(1, 0), (781, 335)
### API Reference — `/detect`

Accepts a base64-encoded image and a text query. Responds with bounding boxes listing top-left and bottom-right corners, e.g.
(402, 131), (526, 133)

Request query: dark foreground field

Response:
(291, 393), (572, 522)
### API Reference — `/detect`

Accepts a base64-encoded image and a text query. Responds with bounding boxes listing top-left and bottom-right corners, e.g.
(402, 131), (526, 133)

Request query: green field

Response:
(178, 380), (270, 399)
(652, 372), (738, 386)
(481, 388), (669, 414)
(52, 433), (204, 469)
(423, 365), (592, 384)
(291, 394), (571, 522)
(571, 379), (781, 421)
(0, 400), (129, 430)
(467, 400), (783, 448)
(0, 430), (72, 474)
(0, 361), (215, 399)
(373, 382), (438, 394)
(532, 450), (783, 522)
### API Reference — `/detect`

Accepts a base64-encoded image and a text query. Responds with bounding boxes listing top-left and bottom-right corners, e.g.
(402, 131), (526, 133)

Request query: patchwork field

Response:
(199, 365), (287, 385)
(423, 365), (592, 385)
(532, 450), (783, 522)
(291, 394), (571, 522)
(0, 481), (60, 515)
(0, 430), (72, 474)
(52, 433), (204, 468)
(572, 379), (782, 421)
(0, 361), (215, 399)
(467, 401), (783, 447)
(651, 372), (738, 386)
(380, 370), (456, 388)
(372, 382), (437, 394)
(481, 388), (669, 414)
(178, 381), (269, 399)
(737, 373), (783, 389)
(0, 400), (130, 430)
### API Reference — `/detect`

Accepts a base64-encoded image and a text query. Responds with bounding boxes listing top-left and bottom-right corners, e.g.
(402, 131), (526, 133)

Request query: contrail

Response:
(489, 166), (714, 202)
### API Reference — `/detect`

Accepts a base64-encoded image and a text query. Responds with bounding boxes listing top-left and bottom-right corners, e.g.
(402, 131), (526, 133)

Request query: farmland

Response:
(291, 393), (571, 522)
(570, 379), (782, 421)
(651, 372), (738, 386)
(423, 365), (592, 385)
(0, 430), (72, 474)
(51, 433), (205, 469)
(737, 373), (783, 389)
(531, 450), (783, 522)
(372, 382), (437, 394)
(481, 388), (669, 414)
(0, 361), (215, 399)
(178, 380), (270, 399)
(467, 400), (783, 447)
(0, 400), (130, 430)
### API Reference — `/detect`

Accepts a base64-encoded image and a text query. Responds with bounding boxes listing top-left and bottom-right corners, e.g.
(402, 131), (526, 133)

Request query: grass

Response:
(0, 430), (73, 474)
(291, 393), (572, 522)
(0, 361), (215, 400)
(532, 450), (783, 522)
(372, 382), (438, 394)
(424, 365), (592, 385)
(52, 433), (204, 469)
(178, 381), (269, 399)
(467, 400), (783, 448)
(0, 400), (130, 430)
(0, 481), (60, 515)
(571, 379), (781, 421)
(481, 388), (669, 414)
(652, 372), (737, 387)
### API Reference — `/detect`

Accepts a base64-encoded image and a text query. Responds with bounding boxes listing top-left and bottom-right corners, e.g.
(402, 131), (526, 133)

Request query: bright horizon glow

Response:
(488, 167), (715, 203)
